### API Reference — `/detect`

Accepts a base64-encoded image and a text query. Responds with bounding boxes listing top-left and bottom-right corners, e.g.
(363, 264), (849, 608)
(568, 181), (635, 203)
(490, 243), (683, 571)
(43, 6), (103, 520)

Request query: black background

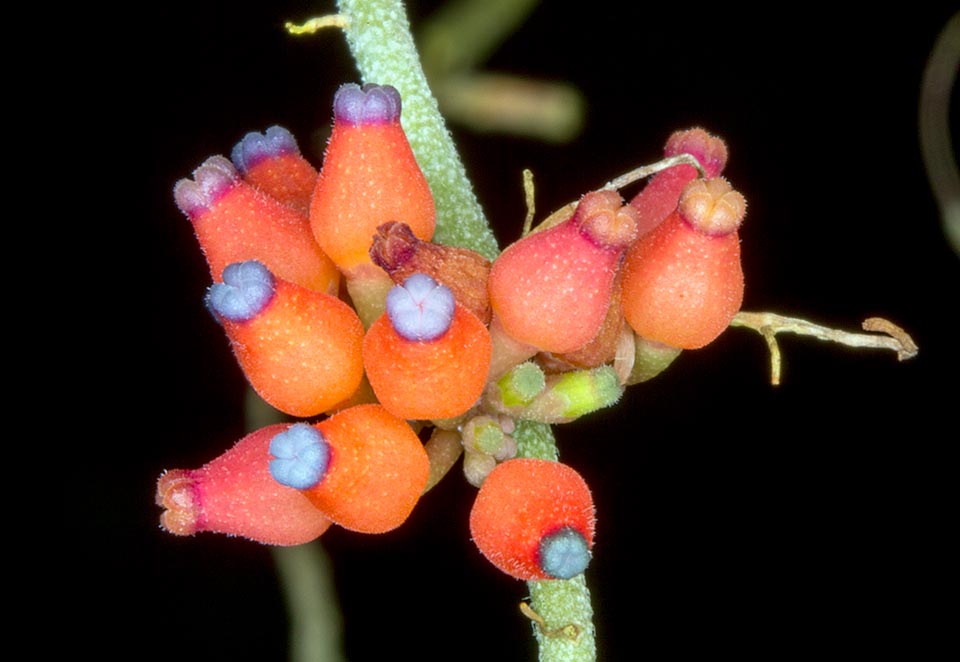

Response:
(76, 2), (956, 660)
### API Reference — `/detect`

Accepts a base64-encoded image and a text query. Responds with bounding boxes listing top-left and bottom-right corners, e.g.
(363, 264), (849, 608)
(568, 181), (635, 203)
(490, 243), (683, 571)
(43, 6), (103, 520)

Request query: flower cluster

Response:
(157, 83), (745, 581)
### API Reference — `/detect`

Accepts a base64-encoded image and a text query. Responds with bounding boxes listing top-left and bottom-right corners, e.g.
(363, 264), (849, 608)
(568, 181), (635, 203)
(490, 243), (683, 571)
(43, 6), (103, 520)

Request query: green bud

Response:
(496, 361), (547, 407)
(512, 366), (624, 423)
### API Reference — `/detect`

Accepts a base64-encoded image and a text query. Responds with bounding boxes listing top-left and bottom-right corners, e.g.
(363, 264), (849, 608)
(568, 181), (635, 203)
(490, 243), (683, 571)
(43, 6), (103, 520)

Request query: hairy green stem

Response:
(337, 0), (500, 259)
(514, 419), (559, 462)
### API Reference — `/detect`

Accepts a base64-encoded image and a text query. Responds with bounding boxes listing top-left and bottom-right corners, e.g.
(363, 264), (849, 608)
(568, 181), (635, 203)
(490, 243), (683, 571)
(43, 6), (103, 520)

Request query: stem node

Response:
(520, 602), (583, 642)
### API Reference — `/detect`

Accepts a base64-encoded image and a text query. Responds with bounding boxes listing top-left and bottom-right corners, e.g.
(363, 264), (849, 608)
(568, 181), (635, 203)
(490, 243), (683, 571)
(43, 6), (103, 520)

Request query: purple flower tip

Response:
(333, 83), (402, 125)
(230, 126), (299, 174)
(386, 273), (455, 342)
(269, 423), (330, 490)
(173, 155), (238, 218)
(538, 526), (591, 579)
(205, 260), (276, 323)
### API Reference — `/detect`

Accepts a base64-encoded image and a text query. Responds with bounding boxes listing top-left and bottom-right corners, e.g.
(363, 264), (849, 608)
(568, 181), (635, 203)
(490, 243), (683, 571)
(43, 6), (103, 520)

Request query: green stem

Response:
(514, 419), (560, 461)
(336, 0), (500, 260)
(335, 3), (596, 659)
(272, 544), (346, 662)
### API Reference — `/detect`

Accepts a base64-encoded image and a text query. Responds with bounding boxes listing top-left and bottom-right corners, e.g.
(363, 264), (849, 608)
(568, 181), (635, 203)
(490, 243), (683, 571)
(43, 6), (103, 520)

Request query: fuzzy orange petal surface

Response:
(175, 157), (339, 295)
(363, 305), (492, 420)
(306, 405), (429, 533)
(547, 272), (626, 370)
(621, 212), (743, 349)
(469, 458), (595, 580)
(488, 191), (637, 354)
(231, 126), (319, 214)
(215, 276), (365, 417)
(240, 152), (318, 215)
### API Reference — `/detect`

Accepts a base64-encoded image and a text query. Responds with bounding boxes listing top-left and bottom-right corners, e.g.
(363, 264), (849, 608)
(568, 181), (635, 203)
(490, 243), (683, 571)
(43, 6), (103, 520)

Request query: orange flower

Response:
(488, 190), (638, 354)
(206, 260), (364, 417)
(470, 458), (595, 580)
(310, 83), (435, 278)
(268, 405), (430, 534)
(156, 424), (332, 546)
(174, 156), (339, 295)
(622, 177), (746, 349)
(363, 274), (491, 420)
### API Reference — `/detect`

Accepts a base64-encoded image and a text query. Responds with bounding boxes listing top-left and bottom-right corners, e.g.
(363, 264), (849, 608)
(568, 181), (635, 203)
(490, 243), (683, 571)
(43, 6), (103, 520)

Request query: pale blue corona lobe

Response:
(269, 423), (331, 490)
(538, 526), (591, 579)
(206, 260), (276, 323)
(386, 273), (455, 341)
(231, 125), (299, 174)
(333, 83), (402, 125)
(173, 156), (238, 219)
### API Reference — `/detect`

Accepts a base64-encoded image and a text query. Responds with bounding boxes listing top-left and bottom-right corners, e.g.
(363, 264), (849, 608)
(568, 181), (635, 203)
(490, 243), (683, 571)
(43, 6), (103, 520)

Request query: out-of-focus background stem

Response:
(272, 541), (345, 662)
(417, 0), (539, 75)
(919, 11), (960, 255)
(418, 0), (585, 143)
